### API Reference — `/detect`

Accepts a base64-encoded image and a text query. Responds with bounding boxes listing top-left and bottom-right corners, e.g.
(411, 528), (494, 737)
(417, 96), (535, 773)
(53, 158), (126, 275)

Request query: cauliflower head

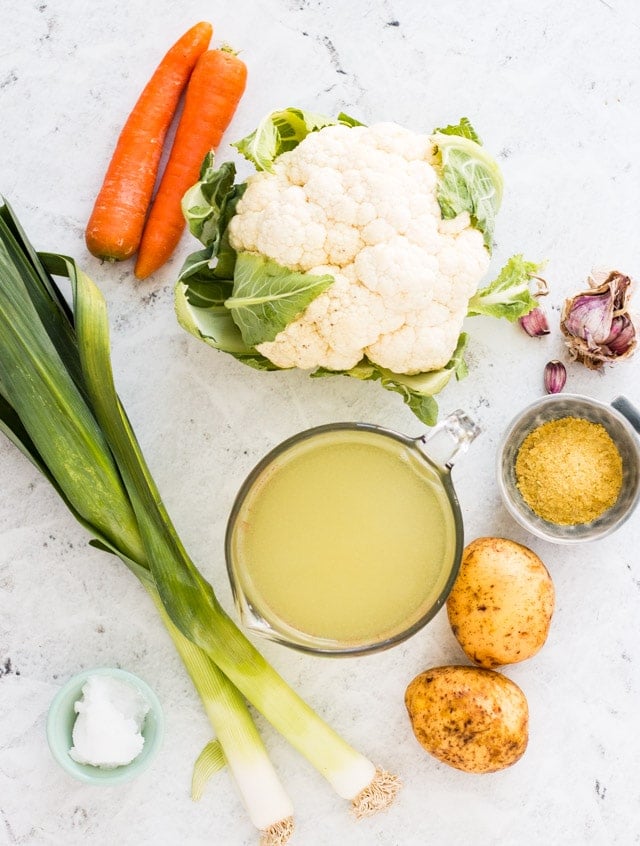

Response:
(227, 122), (489, 374)
(176, 109), (542, 424)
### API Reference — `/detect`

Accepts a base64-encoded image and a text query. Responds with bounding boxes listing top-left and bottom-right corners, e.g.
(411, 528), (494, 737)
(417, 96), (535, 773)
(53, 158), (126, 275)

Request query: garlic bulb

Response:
(560, 270), (637, 369)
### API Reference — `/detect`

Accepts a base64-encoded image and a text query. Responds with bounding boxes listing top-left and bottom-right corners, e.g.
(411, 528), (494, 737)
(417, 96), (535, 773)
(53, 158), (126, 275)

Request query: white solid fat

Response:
(69, 674), (151, 769)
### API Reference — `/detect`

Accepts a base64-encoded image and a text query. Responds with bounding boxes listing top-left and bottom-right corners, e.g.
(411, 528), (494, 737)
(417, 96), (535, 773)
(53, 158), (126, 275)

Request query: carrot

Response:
(85, 22), (213, 262)
(134, 48), (247, 280)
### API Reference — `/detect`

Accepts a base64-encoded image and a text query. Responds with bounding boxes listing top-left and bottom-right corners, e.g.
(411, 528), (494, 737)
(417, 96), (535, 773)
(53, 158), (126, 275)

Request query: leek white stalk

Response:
(149, 586), (295, 845)
(0, 200), (400, 833)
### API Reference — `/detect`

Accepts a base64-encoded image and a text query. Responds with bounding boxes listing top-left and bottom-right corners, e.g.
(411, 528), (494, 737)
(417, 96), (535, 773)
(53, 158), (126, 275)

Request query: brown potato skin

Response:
(405, 665), (529, 774)
(446, 537), (555, 669)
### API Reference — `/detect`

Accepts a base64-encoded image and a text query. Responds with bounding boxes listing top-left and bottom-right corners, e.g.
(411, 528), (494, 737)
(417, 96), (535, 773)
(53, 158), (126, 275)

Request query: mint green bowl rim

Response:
(46, 667), (164, 785)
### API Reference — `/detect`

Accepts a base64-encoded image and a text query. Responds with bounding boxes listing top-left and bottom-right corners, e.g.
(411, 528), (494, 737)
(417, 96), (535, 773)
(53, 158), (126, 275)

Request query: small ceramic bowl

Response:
(498, 394), (640, 543)
(46, 667), (164, 785)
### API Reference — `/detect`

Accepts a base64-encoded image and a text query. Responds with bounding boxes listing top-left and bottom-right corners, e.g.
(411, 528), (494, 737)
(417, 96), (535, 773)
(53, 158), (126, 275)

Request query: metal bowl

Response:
(497, 394), (640, 543)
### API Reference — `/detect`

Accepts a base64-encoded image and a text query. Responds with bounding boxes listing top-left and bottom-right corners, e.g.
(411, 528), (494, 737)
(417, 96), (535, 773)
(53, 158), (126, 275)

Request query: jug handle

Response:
(414, 409), (481, 470)
(612, 396), (640, 435)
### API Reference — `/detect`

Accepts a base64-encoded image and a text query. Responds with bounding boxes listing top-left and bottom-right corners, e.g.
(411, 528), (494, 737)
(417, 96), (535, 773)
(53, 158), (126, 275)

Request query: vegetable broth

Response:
(230, 429), (457, 647)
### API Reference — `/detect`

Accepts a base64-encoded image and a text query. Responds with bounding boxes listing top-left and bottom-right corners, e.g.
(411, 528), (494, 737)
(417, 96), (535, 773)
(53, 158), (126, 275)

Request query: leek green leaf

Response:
(191, 740), (227, 801)
(62, 256), (217, 635)
(0, 205), (85, 399)
(0, 228), (142, 562)
(88, 538), (153, 588)
(0, 392), (136, 573)
(0, 393), (49, 477)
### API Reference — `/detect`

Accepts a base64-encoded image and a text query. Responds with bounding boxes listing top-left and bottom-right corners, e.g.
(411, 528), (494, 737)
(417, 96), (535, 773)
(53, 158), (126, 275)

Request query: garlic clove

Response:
(604, 315), (636, 356)
(519, 306), (550, 337)
(543, 360), (567, 394)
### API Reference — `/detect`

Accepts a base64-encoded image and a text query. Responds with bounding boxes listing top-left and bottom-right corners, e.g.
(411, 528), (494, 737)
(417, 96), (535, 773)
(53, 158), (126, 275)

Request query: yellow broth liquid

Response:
(230, 430), (457, 648)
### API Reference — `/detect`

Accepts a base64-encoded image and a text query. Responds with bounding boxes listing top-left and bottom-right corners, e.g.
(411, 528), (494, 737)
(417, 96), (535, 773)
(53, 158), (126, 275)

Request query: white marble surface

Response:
(1, 1), (640, 844)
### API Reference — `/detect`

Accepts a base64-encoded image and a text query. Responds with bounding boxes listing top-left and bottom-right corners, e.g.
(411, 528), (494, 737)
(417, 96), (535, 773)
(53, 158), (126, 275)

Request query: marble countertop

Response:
(1, 1), (639, 844)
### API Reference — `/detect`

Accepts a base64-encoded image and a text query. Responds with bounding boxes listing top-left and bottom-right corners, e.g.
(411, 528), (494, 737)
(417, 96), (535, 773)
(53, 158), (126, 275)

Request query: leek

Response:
(0, 200), (399, 835)
(0, 200), (293, 845)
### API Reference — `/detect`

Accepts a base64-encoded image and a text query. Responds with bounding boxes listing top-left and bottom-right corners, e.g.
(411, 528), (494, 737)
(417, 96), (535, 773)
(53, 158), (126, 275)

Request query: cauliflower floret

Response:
(228, 121), (491, 374)
(355, 238), (440, 311)
(366, 315), (462, 374)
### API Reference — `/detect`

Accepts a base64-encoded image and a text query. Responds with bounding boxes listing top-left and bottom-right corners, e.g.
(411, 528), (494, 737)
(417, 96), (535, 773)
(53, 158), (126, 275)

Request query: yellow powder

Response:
(515, 416), (623, 525)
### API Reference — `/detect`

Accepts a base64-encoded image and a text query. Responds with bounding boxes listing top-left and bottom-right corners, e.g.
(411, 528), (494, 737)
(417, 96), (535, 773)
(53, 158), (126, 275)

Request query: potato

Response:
(446, 537), (554, 668)
(405, 665), (528, 773)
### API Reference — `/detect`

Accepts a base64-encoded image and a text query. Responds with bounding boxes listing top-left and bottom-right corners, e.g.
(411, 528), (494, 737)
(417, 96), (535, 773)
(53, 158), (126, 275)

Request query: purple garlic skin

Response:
(544, 360), (567, 394)
(560, 270), (637, 369)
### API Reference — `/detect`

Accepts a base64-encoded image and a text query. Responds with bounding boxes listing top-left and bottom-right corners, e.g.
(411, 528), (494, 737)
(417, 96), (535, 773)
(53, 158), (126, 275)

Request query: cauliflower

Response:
(227, 122), (489, 374)
(175, 109), (541, 424)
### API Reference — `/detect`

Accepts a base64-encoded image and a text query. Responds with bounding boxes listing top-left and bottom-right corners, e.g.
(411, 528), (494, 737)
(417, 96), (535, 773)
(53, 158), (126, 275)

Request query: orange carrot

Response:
(134, 48), (247, 280)
(85, 22), (213, 262)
